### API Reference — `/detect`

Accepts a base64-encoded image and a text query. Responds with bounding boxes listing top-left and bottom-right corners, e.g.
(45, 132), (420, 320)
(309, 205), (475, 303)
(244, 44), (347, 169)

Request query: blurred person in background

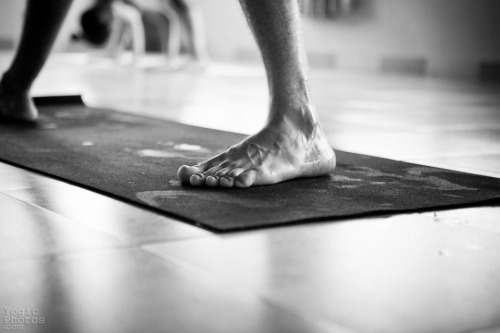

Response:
(74, 0), (208, 62)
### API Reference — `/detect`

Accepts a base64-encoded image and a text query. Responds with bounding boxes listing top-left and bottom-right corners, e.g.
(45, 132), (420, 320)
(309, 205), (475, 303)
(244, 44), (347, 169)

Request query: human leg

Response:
(177, 0), (335, 188)
(171, 0), (209, 60)
(0, 0), (73, 121)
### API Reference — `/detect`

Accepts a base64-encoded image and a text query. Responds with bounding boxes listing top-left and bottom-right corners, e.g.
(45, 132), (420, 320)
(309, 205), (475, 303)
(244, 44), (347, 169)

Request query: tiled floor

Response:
(1, 52), (499, 333)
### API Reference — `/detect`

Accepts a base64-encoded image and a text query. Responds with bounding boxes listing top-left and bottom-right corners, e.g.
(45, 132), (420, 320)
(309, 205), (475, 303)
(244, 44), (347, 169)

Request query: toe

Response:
(215, 168), (231, 178)
(178, 165), (194, 182)
(189, 173), (206, 186)
(219, 176), (235, 188)
(205, 175), (220, 187)
(227, 168), (246, 178)
(178, 164), (207, 182)
(235, 170), (257, 188)
(199, 165), (226, 186)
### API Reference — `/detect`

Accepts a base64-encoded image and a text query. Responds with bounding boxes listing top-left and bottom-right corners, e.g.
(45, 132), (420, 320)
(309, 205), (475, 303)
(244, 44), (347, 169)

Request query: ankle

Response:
(267, 103), (320, 140)
(0, 71), (31, 96)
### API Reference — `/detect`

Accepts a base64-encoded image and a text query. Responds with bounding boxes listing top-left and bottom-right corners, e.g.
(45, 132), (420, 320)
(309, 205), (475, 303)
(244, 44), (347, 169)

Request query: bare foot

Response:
(0, 73), (38, 122)
(0, 91), (38, 122)
(177, 105), (336, 188)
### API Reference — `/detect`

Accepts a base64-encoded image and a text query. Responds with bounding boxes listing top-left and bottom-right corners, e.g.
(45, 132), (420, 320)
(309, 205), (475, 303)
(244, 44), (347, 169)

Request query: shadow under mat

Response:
(0, 95), (499, 231)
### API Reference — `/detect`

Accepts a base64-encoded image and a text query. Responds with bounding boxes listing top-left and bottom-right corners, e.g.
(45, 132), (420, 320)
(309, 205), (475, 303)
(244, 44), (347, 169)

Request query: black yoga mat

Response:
(1, 95), (499, 231)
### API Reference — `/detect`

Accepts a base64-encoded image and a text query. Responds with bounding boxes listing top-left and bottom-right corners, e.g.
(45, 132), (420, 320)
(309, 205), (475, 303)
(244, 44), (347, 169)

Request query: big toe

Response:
(178, 165), (204, 182)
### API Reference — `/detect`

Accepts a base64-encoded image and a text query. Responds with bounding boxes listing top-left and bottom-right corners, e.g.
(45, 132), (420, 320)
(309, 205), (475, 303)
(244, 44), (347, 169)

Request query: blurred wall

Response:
(195, 0), (500, 80)
(1, 0), (499, 80)
(0, 0), (24, 50)
(0, 0), (92, 51)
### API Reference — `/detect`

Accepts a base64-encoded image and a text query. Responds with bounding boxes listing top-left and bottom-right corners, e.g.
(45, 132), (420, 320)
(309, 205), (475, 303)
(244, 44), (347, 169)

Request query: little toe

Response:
(219, 176), (235, 188)
(189, 173), (206, 186)
(235, 170), (257, 188)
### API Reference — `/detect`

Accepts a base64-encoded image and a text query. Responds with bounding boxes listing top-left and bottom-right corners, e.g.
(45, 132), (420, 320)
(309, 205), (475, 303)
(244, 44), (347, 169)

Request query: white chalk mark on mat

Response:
(330, 175), (363, 182)
(443, 194), (462, 198)
(346, 166), (477, 191)
(168, 180), (182, 187)
(136, 190), (275, 208)
(174, 143), (211, 153)
(156, 141), (211, 153)
(426, 176), (475, 191)
(82, 141), (94, 146)
(335, 185), (360, 189)
(137, 149), (199, 159)
(407, 167), (444, 176)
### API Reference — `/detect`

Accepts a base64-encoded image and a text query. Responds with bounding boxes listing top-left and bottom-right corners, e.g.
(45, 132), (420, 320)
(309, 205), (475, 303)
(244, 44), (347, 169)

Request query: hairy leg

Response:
(177, 0), (336, 188)
(0, 0), (73, 121)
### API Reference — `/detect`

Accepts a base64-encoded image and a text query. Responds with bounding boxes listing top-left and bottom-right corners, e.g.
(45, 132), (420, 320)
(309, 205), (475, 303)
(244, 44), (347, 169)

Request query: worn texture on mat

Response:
(0, 96), (499, 231)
